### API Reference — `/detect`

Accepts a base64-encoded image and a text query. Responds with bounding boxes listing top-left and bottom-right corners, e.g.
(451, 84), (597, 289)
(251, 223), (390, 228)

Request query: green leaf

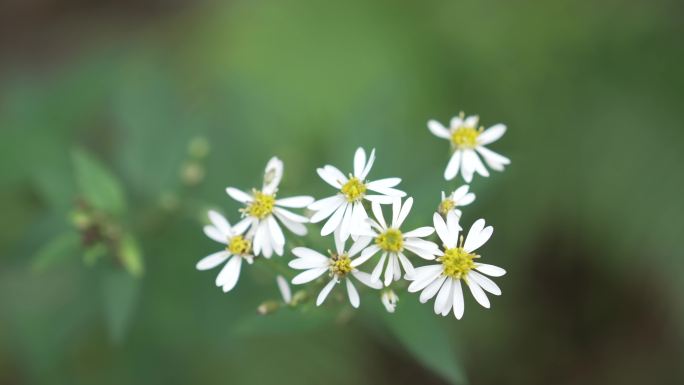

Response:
(83, 243), (108, 267)
(383, 296), (467, 385)
(101, 270), (140, 344)
(72, 148), (126, 215)
(32, 232), (80, 271)
(118, 234), (144, 278)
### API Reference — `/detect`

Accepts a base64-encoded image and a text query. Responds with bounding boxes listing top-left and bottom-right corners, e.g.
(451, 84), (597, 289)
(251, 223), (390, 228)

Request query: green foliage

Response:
(32, 232), (80, 271)
(118, 234), (145, 278)
(101, 270), (140, 343)
(72, 148), (127, 216)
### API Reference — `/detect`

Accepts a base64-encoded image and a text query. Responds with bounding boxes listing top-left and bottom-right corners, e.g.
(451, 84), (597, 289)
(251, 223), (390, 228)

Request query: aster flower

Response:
(196, 210), (254, 293)
(438, 185), (476, 217)
(308, 147), (406, 242)
(428, 112), (511, 182)
(226, 157), (314, 258)
(381, 289), (399, 313)
(289, 229), (382, 308)
(353, 198), (441, 286)
(408, 212), (506, 319)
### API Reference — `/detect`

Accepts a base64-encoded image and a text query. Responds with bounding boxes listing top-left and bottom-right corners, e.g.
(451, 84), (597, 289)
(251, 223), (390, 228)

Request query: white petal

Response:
(477, 124), (506, 145)
(309, 195), (343, 211)
(464, 219), (493, 253)
(371, 201), (387, 229)
(434, 278), (453, 315)
(391, 199), (401, 227)
(475, 146), (510, 172)
(384, 254), (396, 286)
(262, 156), (283, 194)
(346, 279), (360, 308)
(420, 275), (446, 303)
(432, 212), (452, 248)
(469, 271), (501, 296)
(403, 226), (434, 238)
(309, 196), (345, 224)
(366, 185), (406, 197)
(446, 210), (462, 238)
(452, 280), (464, 319)
(252, 222), (264, 256)
(397, 252), (415, 276)
(450, 185), (469, 201)
(475, 263), (507, 277)
(392, 254), (401, 281)
(394, 197), (413, 228)
(216, 256), (242, 292)
(338, 203), (354, 242)
(274, 210), (308, 236)
(444, 151), (461, 181)
(334, 226), (345, 255)
(463, 115), (479, 127)
(260, 221), (273, 258)
(408, 265), (443, 292)
(317, 166), (346, 189)
(350, 202), (370, 237)
(320, 202), (348, 236)
(365, 177), (401, 189)
(467, 277), (490, 308)
(196, 250), (230, 270)
(204, 225), (226, 244)
(458, 192), (476, 206)
(276, 196), (314, 208)
(232, 218), (252, 236)
(404, 245), (438, 261)
(471, 151), (490, 177)
(360, 148), (376, 180)
(428, 119), (451, 139)
(348, 236), (372, 258)
(370, 253), (387, 283)
(292, 267), (328, 284)
(288, 257), (329, 270)
(441, 280), (455, 316)
(352, 270), (382, 289)
(267, 216), (285, 246)
(274, 207), (308, 224)
(365, 195), (395, 204)
(316, 278), (338, 306)
(276, 275), (292, 303)
(208, 211), (231, 235)
(404, 238), (440, 251)
(352, 244), (380, 267)
(225, 187), (252, 204)
(461, 150), (477, 183)
(292, 247), (329, 261)
(353, 147), (366, 178)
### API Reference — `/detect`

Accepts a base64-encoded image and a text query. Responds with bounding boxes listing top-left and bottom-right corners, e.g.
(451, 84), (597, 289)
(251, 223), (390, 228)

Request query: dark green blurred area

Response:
(2, 0), (684, 384)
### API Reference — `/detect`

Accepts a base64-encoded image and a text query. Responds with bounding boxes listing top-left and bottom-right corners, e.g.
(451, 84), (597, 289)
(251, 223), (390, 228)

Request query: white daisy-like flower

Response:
(353, 198), (441, 287)
(289, 229), (382, 308)
(196, 210), (254, 293)
(428, 112), (511, 182)
(408, 212), (506, 319)
(226, 157), (314, 258)
(381, 289), (399, 313)
(308, 147), (406, 242)
(438, 185), (476, 217)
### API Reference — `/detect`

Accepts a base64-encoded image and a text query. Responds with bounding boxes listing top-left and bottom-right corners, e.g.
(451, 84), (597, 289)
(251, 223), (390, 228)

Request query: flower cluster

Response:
(197, 111), (509, 319)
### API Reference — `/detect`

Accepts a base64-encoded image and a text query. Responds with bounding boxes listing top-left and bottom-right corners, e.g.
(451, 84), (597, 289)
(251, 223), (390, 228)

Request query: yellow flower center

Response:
(440, 247), (477, 279)
(375, 228), (404, 252)
(330, 253), (353, 277)
(340, 177), (367, 202)
(451, 126), (481, 149)
(438, 198), (455, 215)
(227, 235), (251, 255)
(244, 190), (275, 219)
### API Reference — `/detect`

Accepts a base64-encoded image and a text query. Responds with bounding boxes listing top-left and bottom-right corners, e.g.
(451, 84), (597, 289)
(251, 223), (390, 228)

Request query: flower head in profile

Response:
(309, 147), (406, 242)
(353, 198), (441, 286)
(226, 157), (313, 258)
(381, 289), (399, 313)
(289, 230), (382, 308)
(408, 212), (506, 319)
(438, 185), (476, 217)
(196, 210), (254, 293)
(428, 112), (510, 182)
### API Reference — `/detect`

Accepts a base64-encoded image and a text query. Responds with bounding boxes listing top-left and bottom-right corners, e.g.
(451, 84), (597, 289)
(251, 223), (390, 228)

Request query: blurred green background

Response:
(2, 0), (684, 384)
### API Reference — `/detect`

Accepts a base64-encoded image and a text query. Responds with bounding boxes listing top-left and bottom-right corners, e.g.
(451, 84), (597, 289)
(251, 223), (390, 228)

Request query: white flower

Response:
(438, 185), (476, 217)
(288, 229), (382, 308)
(381, 289), (399, 313)
(353, 198), (441, 287)
(309, 147), (406, 242)
(226, 157), (314, 258)
(408, 212), (506, 319)
(196, 210), (254, 293)
(276, 275), (292, 304)
(428, 112), (511, 182)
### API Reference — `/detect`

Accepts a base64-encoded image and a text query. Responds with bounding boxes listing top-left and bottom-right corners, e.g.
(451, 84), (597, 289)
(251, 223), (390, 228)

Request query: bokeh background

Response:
(2, 0), (684, 384)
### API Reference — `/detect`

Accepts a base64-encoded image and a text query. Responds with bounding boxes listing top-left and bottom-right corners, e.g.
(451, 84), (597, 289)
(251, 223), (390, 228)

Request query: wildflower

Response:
(381, 289), (399, 313)
(309, 147), (406, 241)
(408, 212), (506, 319)
(353, 198), (441, 286)
(438, 185), (476, 217)
(428, 112), (510, 182)
(289, 229), (381, 308)
(226, 157), (313, 258)
(196, 210), (254, 293)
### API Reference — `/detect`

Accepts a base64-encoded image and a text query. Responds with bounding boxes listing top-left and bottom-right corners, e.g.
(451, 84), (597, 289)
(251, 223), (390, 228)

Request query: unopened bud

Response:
(257, 300), (280, 315)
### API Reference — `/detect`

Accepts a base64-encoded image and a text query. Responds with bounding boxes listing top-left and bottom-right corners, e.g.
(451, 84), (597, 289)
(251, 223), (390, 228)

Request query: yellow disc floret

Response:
(244, 190), (275, 219)
(438, 198), (455, 215)
(375, 228), (404, 252)
(440, 247), (477, 279)
(340, 177), (367, 202)
(227, 235), (251, 255)
(330, 253), (353, 277)
(451, 126), (481, 149)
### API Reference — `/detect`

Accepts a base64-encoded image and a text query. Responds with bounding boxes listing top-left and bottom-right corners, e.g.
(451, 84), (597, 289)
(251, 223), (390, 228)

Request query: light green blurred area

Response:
(1, 0), (684, 384)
